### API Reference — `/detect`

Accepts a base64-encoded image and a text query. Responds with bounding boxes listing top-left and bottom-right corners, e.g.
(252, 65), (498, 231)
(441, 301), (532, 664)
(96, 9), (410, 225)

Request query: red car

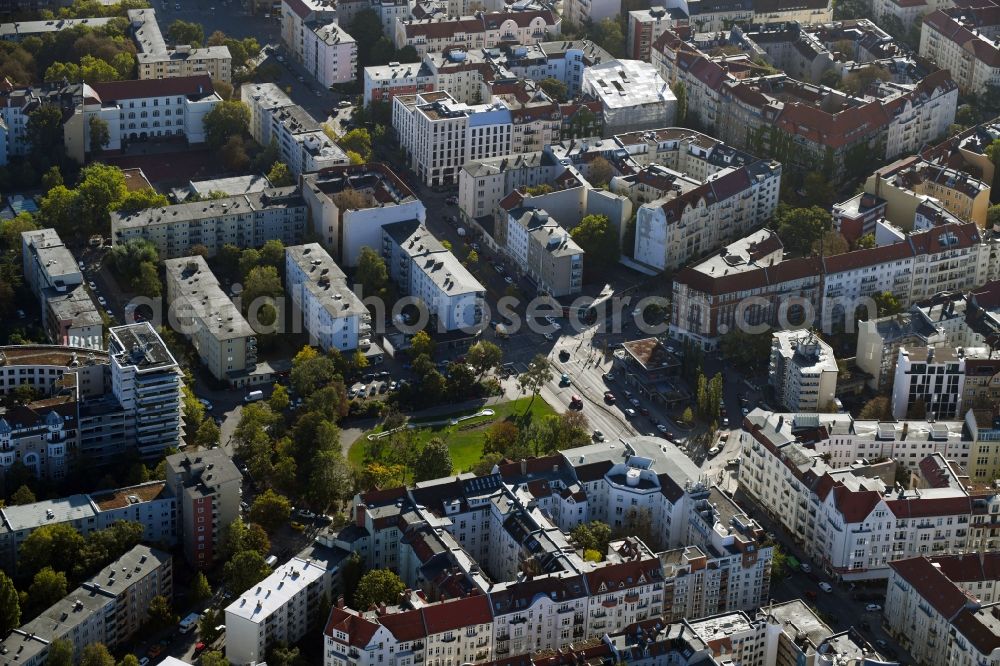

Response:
(195, 642), (206, 653)
(604, 392), (616, 404)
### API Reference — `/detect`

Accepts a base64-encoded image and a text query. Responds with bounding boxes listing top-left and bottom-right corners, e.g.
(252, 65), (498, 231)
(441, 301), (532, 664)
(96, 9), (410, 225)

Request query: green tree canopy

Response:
(267, 161), (294, 187)
(249, 489), (292, 533)
(571, 213), (620, 279)
(413, 438), (452, 482)
(19, 522), (86, 578)
(25, 567), (67, 618)
(79, 644), (114, 666)
(0, 570), (20, 635)
(204, 99), (250, 149)
(538, 77), (568, 102)
(224, 517), (271, 558)
(223, 549), (272, 595)
(773, 204), (831, 256)
(45, 639), (74, 666)
(167, 19), (204, 47)
(353, 569), (405, 611)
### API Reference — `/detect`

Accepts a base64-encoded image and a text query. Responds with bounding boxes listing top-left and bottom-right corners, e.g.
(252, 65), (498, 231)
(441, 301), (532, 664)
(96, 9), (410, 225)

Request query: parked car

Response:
(97, 296), (107, 306)
(818, 582), (833, 592)
(569, 394), (583, 409)
(560, 373), (570, 386)
(624, 408), (636, 417)
(799, 563), (812, 573)
(707, 445), (721, 457)
(504, 276), (513, 284)
(604, 392), (616, 404)
(629, 398), (640, 407)
(88, 281), (97, 290)
(592, 430), (605, 442)
(865, 603), (882, 612)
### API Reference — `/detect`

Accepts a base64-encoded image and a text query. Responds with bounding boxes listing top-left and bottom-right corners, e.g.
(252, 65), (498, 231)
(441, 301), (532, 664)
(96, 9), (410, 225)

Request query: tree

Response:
(27, 104), (64, 155)
(249, 489), (291, 533)
(482, 420), (523, 458)
(146, 594), (176, 630)
(199, 608), (224, 643)
(872, 291), (902, 317)
(11, 484), (36, 505)
(39, 185), (80, 238)
(465, 249), (479, 266)
(46, 639), (75, 666)
(681, 406), (694, 424)
(410, 330), (435, 358)
(224, 517), (270, 558)
(88, 116), (110, 154)
(269, 384), (291, 412)
(308, 449), (354, 510)
(571, 213), (620, 278)
(571, 521), (611, 556)
(79, 644), (114, 666)
(672, 81), (688, 125)
(118, 656), (140, 666)
(554, 410), (590, 450)
(116, 188), (169, 215)
(858, 396), (892, 420)
(40, 166), (63, 194)
(988, 204), (1000, 229)
(349, 10), (386, 66)
(242, 265), (282, 323)
(771, 543), (788, 578)
(813, 230), (849, 256)
(353, 569), (405, 611)
(339, 128), (373, 161)
(167, 19), (204, 47)
(0, 571), (19, 635)
(195, 418), (220, 448)
(413, 438), (452, 482)
(589, 17), (624, 57)
(290, 346), (338, 396)
(331, 187), (368, 211)
(356, 246), (388, 298)
(220, 134), (250, 171)
(75, 163), (127, 237)
(204, 99), (250, 149)
(801, 171), (835, 207)
(396, 45), (419, 62)
(199, 652), (229, 666)
(19, 522), (86, 577)
(538, 77), (568, 102)
(588, 156), (613, 188)
(223, 549), (272, 595)
(25, 567), (67, 618)
(363, 462), (407, 489)
(773, 205), (830, 256)
(267, 642), (300, 666)
(267, 161), (294, 187)
(518, 354), (553, 410)
(466, 340), (502, 379)
(192, 571), (212, 602)
(856, 233), (876, 249)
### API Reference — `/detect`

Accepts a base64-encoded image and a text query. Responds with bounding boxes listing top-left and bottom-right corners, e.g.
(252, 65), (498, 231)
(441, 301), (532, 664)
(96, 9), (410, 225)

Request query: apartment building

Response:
(920, 3), (1000, 95)
(670, 222), (998, 350)
(884, 553), (1000, 666)
(627, 7), (687, 60)
(739, 408), (997, 580)
(111, 187), (308, 259)
(393, 9), (561, 57)
(505, 207), (583, 297)
(0, 545), (172, 666)
(768, 330), (838, 412)
(381, 220), (485, 331)
(582, 60), (677, 134)
(165, 448), (242, 569)
(564, 0), (619, 26)
(241, 83), (349, 177)
(164, 256), (259, 385)
(323, 435), (772, 664)
(865, 156), (991, 229)
(64, 76), (220, 163)
(226, 544), (346, 665)
(0, 481), (176, 569)
(128, 8), (232, 82)
(108, 323), (182, 458)
(280, 0), (357, 86)
(890, 345), (989, 419)
(21, 228), (102, 350)
(300, 164), (426, 267)
(285, 243), (369, 353)
(0, 345), (108, 398)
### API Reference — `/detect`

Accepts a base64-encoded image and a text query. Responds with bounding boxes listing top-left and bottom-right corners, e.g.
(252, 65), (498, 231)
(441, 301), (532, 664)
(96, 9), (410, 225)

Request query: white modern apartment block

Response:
(65, 76), (220, 163)
(505, 207), (584, 297)
(300, 164), (426, 267)
(21, 228), (102, 350)
(0, 481), (177, 569)
(164, 256), (259, 385)
(226, 546), (343, 666)
(129, 8), (232, 82)
(393, 90), (514, 187)
(108, 323), (182, 458)
(890, 345), (984, 420)
(885, 553), (1000, 666)
(739, 409), (994, 580)
(0, 545), (173, 666)
(768, 330), (838, 413)
(111, 187), (309, 259)
(241, 83), (349, 177)
(285, 243), (369, 353)
(280, 0), (357, 86)
(920, 4), (1000, 95)
(381, 220), (485, 331)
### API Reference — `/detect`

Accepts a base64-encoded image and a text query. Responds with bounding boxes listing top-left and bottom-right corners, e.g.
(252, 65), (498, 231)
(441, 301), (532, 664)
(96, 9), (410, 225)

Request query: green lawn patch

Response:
(347, 397), (556, 475)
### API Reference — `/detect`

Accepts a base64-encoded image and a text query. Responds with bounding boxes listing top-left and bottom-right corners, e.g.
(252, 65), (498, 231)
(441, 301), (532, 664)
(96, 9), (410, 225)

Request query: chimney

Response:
(337, 595), (345, 608)
(520, 458), (527, 475)
(355, 503), (366, 528)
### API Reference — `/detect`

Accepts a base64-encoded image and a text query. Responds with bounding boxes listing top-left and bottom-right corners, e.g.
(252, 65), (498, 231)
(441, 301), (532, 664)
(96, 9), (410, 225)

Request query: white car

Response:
(543, 332), (553, 341)
(197, 398), (213, 411)
(818, 582), (833, 592)
(97, 296), (107, 306)
(656, 424), (668, 433)
(624, 408), (636, 417)
(800, 563), (812, 573)
(865, 603), (882, 612)
(78, 260), (85, 270)
(707, 446), (721, 457)
(504, 276), (513, 284)
(88, 281), (97, 290)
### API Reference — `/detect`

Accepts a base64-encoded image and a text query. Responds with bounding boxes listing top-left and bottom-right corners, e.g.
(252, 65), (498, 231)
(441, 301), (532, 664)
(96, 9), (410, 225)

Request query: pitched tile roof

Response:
(324, 608), (381, 647)
(889, 556), (974, 619)
(90, 75), (214, 102)
(421, 594), (492, 634)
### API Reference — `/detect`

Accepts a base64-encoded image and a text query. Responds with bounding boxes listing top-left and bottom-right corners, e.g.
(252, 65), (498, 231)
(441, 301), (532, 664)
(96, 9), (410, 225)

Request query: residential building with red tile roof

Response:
(920, 2), (1000, 94)
(885, 553), (1000, 664)
(394, 9), (561, 58)
(740, 408), (1000, 580)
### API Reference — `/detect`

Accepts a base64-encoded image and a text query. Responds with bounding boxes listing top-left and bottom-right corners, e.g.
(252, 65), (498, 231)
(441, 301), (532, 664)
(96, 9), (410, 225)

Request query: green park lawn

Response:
(347, 397), (556, 474)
